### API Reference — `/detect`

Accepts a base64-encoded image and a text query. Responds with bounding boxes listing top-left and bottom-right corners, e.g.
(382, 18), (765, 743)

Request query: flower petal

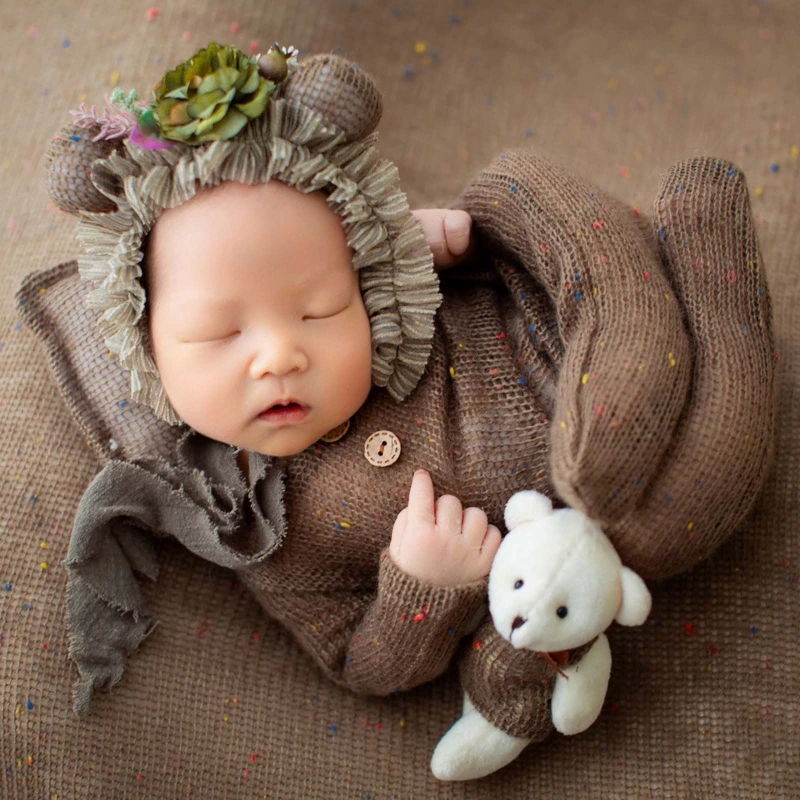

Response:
(196, 108), (248, 142)
(194, 102), (231, 136)
(237, 64), (260, 96)
(235, 79), (272, 119)
(189, 88), (235, 120)
(164, 85), (190, 100)
(198, 67), (239, 95)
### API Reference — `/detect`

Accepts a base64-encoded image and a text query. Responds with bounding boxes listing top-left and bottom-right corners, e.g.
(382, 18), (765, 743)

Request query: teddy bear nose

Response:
(511, 616), (526, 631)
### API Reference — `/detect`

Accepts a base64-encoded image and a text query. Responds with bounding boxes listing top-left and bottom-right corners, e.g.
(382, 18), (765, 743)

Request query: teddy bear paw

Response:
(430, 708), (530, 781)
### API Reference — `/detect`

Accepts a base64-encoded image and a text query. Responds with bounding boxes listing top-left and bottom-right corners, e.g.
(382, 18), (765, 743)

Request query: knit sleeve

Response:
(256, 547), (488, 696)
(342, 549), (488, 694)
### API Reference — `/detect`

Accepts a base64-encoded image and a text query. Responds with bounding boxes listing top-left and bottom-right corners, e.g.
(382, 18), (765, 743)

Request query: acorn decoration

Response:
(257, 43), (299, 83)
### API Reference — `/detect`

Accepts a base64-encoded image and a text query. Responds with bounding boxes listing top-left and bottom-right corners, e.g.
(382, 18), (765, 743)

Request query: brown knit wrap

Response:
(461, 152), (692, 526)
(612, 158), (776, 572)
(460, 152), (775, 576)
(17, 152), (775, 735)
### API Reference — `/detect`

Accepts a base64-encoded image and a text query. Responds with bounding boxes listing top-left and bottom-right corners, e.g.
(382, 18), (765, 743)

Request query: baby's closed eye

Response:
(179, 329), (241, 344)
(302, 301), (351, 321)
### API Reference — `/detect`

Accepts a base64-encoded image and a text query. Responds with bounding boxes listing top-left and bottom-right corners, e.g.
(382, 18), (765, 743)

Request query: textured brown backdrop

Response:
(1, 0), (798, 797)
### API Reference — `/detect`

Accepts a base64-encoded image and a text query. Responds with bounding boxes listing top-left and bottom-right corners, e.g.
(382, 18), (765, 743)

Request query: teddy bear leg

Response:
(430, 692), (531, 781)
(551, 633), (612, 735)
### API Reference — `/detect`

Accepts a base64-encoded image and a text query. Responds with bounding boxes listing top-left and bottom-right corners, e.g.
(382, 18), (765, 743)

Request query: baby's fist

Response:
(413, 209), (474, 271)
(390, 469), (501, 586)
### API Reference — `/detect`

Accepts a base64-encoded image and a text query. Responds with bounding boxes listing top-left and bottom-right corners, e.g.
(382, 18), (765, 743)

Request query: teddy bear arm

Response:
(550, 632), (612, 735)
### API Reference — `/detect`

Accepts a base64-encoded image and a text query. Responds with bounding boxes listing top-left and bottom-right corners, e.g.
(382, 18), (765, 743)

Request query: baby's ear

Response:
(615, 567), (652, 627)
(504, 490), (553, 531)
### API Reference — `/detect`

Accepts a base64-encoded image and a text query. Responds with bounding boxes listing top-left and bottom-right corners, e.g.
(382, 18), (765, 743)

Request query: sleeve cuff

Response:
(377, 547), (488, 634)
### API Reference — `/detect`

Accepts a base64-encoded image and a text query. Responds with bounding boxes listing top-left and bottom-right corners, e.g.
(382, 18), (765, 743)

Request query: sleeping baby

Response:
(34, 42), (774, 780)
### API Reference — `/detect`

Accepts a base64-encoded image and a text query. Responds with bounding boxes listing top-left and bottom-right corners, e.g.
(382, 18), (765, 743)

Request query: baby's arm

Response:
(339, 472), (499, 692)
(413, 209), (474, 271)
(269, 473), (500, 696)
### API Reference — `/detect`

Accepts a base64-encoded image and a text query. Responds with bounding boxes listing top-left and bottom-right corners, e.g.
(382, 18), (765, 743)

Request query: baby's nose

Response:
(251, 332), (308, 378)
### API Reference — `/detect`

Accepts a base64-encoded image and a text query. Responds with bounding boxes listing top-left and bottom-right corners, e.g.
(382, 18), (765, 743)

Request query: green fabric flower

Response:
(153, 43), (274, 144)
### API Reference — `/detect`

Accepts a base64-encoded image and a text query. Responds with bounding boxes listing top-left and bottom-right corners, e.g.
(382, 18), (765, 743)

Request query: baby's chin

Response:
(192, 414), (343, 457)
(249, 439), (313, 458)
(234, 427), (326, 458)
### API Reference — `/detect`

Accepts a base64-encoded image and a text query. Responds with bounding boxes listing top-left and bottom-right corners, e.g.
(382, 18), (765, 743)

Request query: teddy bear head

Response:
(489, 490), (652, 653)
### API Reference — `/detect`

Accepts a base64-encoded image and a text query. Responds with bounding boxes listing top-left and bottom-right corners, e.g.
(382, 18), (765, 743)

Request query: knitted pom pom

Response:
(282, 54), (383, 142)
(46, 124), (121, 215)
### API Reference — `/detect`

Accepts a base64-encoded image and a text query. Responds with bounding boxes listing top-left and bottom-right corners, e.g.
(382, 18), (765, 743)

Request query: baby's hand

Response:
(412, 209), (474, 271)
(389, 469), (502, 586)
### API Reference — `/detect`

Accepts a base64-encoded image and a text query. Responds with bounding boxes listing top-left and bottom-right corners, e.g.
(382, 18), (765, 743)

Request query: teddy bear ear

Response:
(615, 567), (653, 627)
(504, 490), (554, 531)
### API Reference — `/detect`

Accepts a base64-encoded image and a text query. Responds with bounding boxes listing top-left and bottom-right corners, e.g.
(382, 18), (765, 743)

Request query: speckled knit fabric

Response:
(459, 633), (596, 743)
(3, 1), (798, 798)
(460, 152), (775, 577)
(16, 150), (774, 741)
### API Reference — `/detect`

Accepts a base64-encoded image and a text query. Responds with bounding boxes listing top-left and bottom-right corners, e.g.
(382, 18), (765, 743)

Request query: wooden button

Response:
(364, 430), (401, 467)
(319, 419), (351, 443)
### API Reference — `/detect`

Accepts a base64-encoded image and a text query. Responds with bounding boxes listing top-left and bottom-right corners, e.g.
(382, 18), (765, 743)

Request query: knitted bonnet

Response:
(45, 42), (441, 425)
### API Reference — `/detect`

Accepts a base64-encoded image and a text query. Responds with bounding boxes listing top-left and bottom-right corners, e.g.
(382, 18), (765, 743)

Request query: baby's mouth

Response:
(257, 400), (310, 425)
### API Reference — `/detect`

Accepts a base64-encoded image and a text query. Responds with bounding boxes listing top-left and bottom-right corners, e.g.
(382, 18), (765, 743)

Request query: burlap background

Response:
(1, 0), (797, 797)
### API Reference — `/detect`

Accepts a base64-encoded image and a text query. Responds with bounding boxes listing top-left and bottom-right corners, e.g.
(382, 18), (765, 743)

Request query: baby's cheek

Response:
(338, 338), (373, 411)
(162, 349), (239, 437)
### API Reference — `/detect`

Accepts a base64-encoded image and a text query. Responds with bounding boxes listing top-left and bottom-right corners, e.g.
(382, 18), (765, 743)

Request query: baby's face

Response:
(147, 180), (374, 457)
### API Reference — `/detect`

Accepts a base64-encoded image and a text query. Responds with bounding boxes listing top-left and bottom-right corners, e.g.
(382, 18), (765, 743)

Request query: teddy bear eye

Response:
(514, 580), (524, 590)
(556, 606), (568, 619)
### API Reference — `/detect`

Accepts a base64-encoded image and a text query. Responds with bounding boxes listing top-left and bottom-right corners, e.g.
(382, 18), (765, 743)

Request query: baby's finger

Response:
(460, 506), (489, 547)
(414, 209), (448, 258)
(413, 209), (473, 271)
(435, 494), (464, 536)
(444, 210), (472, 257)
(388, 506), (409, 564)
(406, 469), (436, 528)
(480, 524), (503, 560)
(391, 506), (409, 540)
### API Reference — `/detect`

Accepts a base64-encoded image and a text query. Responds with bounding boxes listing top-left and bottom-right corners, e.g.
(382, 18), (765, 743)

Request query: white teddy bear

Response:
(431, 489), (653, 781)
